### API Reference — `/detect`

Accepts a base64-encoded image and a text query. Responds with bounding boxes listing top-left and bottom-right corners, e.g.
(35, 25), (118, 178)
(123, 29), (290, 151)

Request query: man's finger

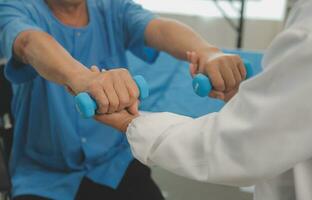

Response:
(94, 90), (109, 114)
(127, 100), (139, 115)
(230, 61), (243, 85)
(209, 90), (225, 100)
(219, 62), (236, 92)
(186, 51), (191, 61)
(103, 82), (120, 113)
(191, 51), (198, 64)
(223, 88), (238, 102)
(191, 52), (200, 74)
(121, 72), (140, 100)
(204, 64), (226, 92)
(239, 60), (247, 80)
(113, 76), (130, 111)
(189, 64), (196, 77)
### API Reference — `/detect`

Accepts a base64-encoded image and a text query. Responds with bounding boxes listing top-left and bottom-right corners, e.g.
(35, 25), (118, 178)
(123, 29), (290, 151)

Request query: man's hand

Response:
(187, 50), (246, 101)
(68, 67), (140, 115)
(145, 19), (245, 101)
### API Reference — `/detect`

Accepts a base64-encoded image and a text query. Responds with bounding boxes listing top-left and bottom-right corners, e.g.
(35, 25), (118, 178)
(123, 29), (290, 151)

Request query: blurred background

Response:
(135, 0), (289, 50)
(0, 0), (298, 200)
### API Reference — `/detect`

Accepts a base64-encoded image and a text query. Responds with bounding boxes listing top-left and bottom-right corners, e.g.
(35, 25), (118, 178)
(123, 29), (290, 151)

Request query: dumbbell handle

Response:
(192, 60), (254, 97)
(75, 75), (149, 118)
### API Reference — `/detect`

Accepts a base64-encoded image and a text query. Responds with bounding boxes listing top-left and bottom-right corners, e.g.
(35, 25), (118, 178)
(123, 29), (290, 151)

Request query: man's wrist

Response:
(65, 64), (92, 93)
(195, 46), (221, 56)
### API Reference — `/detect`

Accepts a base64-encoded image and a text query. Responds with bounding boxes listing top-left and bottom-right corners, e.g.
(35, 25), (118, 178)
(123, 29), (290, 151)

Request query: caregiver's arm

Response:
(126, 26), (312, 186)
(145, 18), (246, 97)
(97, 23), (312, 186)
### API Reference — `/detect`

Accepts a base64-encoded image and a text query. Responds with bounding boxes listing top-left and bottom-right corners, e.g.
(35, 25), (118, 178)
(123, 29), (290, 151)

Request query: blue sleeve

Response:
(119, 0), (159, 63)
(0, 1), (43, 84)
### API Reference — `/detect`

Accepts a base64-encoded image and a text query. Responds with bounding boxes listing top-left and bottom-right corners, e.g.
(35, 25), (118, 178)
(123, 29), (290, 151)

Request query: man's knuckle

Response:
(101, 100), (109, 107)
(87, 85), (97, 93)
(214, 82), (224, 90)
(98, 107), (106, 113)
(110, 100), (119, 108)
(228, 80), (236, 88)
(119, 97), (129, 107)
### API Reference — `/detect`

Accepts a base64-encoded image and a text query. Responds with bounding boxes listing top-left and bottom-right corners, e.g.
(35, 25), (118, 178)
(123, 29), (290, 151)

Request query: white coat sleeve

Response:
(126, 24), (312, 186)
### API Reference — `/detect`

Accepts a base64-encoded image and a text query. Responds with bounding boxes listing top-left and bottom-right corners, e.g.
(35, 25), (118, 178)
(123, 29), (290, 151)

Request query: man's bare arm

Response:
(145, 18), (246, 99)
(13, 30), (90, 91)
(13, 30), (140, 114)
(145, 18), (215, 60)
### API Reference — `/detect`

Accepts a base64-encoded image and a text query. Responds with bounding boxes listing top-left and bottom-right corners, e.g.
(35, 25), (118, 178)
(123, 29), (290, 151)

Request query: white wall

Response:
(158, 13), (284, 51)
(136, 0), (286, 50)
(135, 0), (287, 21)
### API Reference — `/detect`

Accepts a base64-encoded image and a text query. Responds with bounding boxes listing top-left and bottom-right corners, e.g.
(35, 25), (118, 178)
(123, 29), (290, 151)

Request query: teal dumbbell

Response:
(192, 60), (254, 97)
(75, 75), (149, 118)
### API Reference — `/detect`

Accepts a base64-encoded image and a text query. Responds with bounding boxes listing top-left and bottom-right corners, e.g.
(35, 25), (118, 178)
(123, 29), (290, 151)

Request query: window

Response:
(134, 0), (287, 21)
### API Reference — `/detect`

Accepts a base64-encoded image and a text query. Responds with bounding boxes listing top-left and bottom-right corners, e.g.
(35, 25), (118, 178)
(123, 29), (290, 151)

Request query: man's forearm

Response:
(145, 18), (218, 60)
(14, 30), (89, 87)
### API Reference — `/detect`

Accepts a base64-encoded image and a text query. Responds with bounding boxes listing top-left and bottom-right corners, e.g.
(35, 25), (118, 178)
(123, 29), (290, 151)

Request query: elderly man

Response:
(0, 0), (245, 199)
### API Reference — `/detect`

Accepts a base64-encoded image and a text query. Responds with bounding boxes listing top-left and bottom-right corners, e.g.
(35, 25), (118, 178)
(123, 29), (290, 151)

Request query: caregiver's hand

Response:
(187, 50), (246, 101)
(94, 106), (139, 133)
(68, 67), (140, 115)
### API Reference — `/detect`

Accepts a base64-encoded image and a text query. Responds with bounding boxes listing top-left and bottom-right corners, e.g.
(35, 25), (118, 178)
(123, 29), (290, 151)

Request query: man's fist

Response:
(69, 67), (140, 115)
(187, 49), (246, 101)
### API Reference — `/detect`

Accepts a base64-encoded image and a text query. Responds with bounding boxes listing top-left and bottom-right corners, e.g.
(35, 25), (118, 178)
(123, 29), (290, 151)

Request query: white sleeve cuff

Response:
(126, 112), (191, 165)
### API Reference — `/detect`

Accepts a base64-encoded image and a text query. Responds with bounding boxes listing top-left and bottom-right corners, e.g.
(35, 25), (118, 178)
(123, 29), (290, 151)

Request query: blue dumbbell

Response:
(192, 60), (254, 97)
(75, 75), (149, 118)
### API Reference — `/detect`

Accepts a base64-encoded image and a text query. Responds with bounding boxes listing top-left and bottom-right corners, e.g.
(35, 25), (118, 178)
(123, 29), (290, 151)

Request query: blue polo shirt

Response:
(0, 0), (158, 199)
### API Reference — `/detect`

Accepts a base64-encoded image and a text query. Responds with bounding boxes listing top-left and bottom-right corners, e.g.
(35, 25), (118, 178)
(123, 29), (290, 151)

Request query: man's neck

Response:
(45, 0), (89, 27)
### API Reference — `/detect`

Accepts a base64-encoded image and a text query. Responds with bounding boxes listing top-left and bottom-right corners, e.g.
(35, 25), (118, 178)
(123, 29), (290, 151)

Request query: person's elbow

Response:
(13, 30), (52, 63)
(145, 18), (175, 50)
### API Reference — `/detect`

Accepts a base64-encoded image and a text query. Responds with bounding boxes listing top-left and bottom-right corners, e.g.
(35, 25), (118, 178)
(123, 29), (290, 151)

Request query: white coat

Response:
(125, 0), (312, 199)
